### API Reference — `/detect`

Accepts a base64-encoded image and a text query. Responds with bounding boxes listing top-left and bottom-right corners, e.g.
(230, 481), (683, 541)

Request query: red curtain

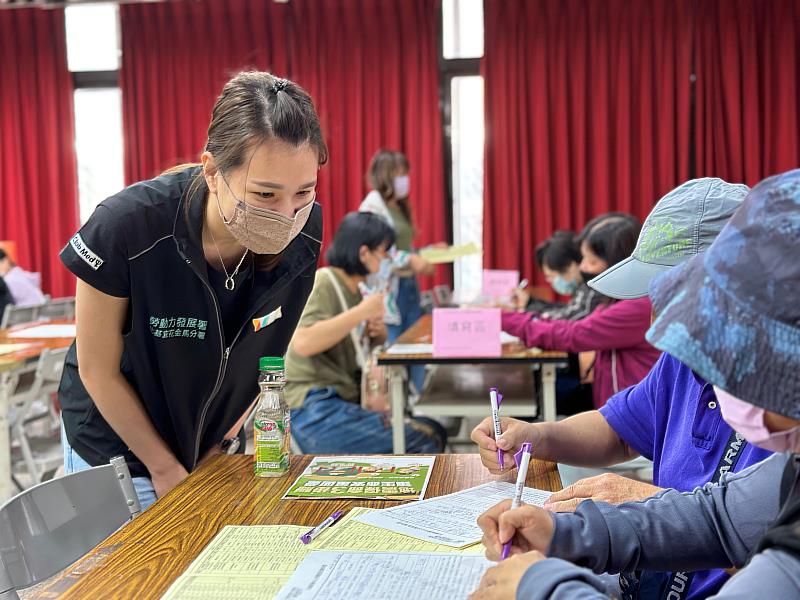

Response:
(482, 0), (693, 285)
(120, 0), (290, 182)
(289, 0), (448, 288)
(0, 8), (78, 298)
(694, 0), (800, 186)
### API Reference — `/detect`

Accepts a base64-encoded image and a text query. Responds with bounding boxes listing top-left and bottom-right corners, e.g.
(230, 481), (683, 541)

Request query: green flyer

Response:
(283, 456), (436, 501)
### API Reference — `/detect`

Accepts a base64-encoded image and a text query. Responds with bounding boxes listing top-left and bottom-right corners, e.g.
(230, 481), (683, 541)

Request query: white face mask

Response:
(393, 175), (410, 199)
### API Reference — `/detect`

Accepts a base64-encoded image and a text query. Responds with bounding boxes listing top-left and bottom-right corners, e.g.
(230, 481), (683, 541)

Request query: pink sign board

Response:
(482, 269), (520, 299)
(432, 308), (502, 358)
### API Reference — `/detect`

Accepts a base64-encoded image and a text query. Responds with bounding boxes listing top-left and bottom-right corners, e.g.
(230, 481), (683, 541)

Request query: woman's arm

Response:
(75, 280), (188, 497)
(290, 292), (384, 357)
(502, 298), (652, 353)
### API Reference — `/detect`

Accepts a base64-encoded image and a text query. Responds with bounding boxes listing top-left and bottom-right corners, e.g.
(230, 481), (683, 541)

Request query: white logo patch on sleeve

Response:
(70, 233), (104, 270)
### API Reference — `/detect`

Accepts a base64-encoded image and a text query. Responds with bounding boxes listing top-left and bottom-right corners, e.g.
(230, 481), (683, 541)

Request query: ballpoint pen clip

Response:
(514, 442), (532, 469)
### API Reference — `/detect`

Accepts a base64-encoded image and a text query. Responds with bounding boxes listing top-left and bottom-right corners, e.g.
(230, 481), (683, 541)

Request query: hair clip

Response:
(272, 79), (288, 93)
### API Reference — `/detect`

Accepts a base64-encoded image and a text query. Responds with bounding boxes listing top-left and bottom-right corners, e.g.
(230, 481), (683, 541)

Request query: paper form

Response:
(161, 525), (310, 599)
(8, 324), (76, 338)
(384, 343), (434, 355)
(161, 510), (485, 600)
(354, 481), (551, 547)
(418, 241), (481, 264)
(274, 552), (493, 600)
(312, 507), (484, 555)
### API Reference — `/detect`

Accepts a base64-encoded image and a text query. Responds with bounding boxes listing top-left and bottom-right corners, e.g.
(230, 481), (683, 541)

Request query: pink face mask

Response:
(714, 386), (800, 453)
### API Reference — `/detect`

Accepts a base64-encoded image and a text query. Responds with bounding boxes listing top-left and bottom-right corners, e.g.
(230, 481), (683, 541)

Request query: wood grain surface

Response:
(30, 454), (561, 600)
(0, 321), (74, 371)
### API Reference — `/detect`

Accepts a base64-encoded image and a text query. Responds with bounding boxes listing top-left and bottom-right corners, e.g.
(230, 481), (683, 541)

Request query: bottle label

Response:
(254, 416), (290, 475)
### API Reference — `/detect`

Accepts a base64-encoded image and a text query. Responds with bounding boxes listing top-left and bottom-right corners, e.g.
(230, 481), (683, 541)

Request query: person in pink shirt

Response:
(0, 249), (46, 307)
(503, 213), (660, 408)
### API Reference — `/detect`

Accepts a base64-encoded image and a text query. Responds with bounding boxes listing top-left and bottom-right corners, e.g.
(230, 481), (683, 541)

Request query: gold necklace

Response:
(208, 225), (249, 291)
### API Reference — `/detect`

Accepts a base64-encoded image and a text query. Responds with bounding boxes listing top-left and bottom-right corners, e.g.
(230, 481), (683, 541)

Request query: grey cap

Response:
(588, 178), (749, 299)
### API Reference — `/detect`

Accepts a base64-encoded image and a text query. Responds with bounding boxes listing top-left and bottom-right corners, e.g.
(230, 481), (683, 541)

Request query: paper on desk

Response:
(160, 509), (484, 600)
(354, 481), (551, 548)
(0, 343), (34, 356)
(274, 551), (493, 600)
(318, 507), (484, 555)
(160, 525), (310, 599)
(384, 343), (433, 355)
(419, 241), (481, 264)
(500, 332), (521, 345)
(8, 324), (76, 339)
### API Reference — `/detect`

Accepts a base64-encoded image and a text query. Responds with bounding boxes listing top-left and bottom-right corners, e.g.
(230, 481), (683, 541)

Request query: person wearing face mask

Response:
(58, 73), (326, 509)
(512, 231), (604, 321)
(473, 178), (759, 599)
(285, 212), (446, 454)
(501, 213), (660, 409)
(359, 150), (440, 396)
(469, 169), (800, 600)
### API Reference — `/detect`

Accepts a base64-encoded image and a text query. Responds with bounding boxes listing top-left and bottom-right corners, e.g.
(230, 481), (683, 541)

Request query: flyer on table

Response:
(283, 456), (436, 501)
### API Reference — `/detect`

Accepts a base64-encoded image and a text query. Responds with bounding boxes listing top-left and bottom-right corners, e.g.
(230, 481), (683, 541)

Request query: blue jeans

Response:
(292, 387), (445, 454)
(387, 275), (426, 394)
(61, 421), (157, 510)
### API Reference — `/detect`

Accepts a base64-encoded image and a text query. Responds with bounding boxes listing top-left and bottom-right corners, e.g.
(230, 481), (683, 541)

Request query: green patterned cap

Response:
(588, 178), (749, 299)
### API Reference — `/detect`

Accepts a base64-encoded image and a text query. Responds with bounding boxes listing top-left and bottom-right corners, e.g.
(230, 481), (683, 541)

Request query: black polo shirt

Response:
(59, 166), (321, 478)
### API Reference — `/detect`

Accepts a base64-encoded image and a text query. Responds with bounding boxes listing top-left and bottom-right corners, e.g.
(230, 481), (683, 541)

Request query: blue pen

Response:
(501, 442), (532, 560)
(489, 387), (505, 471)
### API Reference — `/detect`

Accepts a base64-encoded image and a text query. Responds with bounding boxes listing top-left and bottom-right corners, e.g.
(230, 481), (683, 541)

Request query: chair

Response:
(0, 305), (42, 330)
(37, 298), (76, 322)
(432, 285), (453, 307)
(420, 290), (436, 314)
(5, 348), (68, 486)
(0, 457), (140, 599)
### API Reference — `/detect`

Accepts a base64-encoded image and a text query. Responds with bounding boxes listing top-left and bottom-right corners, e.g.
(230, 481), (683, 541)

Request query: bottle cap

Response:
(259, 356), (285, 371)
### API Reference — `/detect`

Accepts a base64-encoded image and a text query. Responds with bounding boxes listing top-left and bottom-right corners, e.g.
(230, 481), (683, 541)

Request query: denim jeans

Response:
(61, 421), (157, 510)
(387, 275), (426, 394)
(291, 387), (445, 454)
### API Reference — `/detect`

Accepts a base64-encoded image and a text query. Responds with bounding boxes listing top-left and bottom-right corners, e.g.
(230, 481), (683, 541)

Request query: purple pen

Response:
(501, 443), (532, 560)
(489, 387), (504, 470)
(300, 510), (344, 544)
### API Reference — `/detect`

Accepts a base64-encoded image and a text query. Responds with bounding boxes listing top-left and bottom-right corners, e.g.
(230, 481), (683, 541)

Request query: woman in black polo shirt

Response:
(59, 72), (327, 508)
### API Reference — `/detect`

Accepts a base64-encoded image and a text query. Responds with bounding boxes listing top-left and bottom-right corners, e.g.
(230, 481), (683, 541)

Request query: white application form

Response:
(274, 551), (492, 600)
(354, 481), (551, 547)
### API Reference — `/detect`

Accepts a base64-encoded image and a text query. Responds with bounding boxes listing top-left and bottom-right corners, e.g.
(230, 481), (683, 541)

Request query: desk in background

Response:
(0, 322), (74, 502)
(378, 315), (568, 453)
(30, 453), (562, 600)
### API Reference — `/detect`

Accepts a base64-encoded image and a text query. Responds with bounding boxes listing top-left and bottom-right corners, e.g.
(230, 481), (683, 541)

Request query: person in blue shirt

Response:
(471, 177), (765, 599)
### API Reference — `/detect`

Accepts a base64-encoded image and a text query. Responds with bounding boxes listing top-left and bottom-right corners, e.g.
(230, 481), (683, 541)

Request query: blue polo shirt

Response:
(599, 352), (773, 599)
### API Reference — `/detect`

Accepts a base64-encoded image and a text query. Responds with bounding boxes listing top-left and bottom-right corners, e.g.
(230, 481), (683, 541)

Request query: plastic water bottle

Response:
(253, 356), (291, 477)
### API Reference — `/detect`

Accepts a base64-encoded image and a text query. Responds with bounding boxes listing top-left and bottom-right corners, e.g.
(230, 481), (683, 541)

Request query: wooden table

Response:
(379, 315), (568, 453)
(30, 453), (561, 600)
(0, 322), (74, 502)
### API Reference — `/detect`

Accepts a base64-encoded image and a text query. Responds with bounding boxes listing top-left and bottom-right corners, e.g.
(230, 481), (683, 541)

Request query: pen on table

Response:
(489, 387), (504, 471)
(501, 442), (532, 560)
(300, 510), (344, 544)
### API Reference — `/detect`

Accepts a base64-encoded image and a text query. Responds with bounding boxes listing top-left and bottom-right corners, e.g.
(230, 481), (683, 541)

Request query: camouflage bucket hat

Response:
(646, 169), (800, 419)
(588, 178), (749, 299)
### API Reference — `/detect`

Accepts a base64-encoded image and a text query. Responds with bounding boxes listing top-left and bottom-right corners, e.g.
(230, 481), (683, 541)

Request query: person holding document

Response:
(470, 170), (800, 599)
(286, 212), (446, 454)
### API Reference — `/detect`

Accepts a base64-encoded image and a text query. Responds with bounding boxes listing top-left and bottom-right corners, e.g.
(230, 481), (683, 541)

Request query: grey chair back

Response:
(0, 305), (42, 330)
(37, 298), (76, 322)
(0, 457), (140, 599)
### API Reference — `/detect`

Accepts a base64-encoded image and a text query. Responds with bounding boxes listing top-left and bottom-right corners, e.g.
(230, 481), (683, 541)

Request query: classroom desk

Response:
(29, 453), (562, 600)
(378, 315), (569, 453)
(0, 322), (74, 502)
